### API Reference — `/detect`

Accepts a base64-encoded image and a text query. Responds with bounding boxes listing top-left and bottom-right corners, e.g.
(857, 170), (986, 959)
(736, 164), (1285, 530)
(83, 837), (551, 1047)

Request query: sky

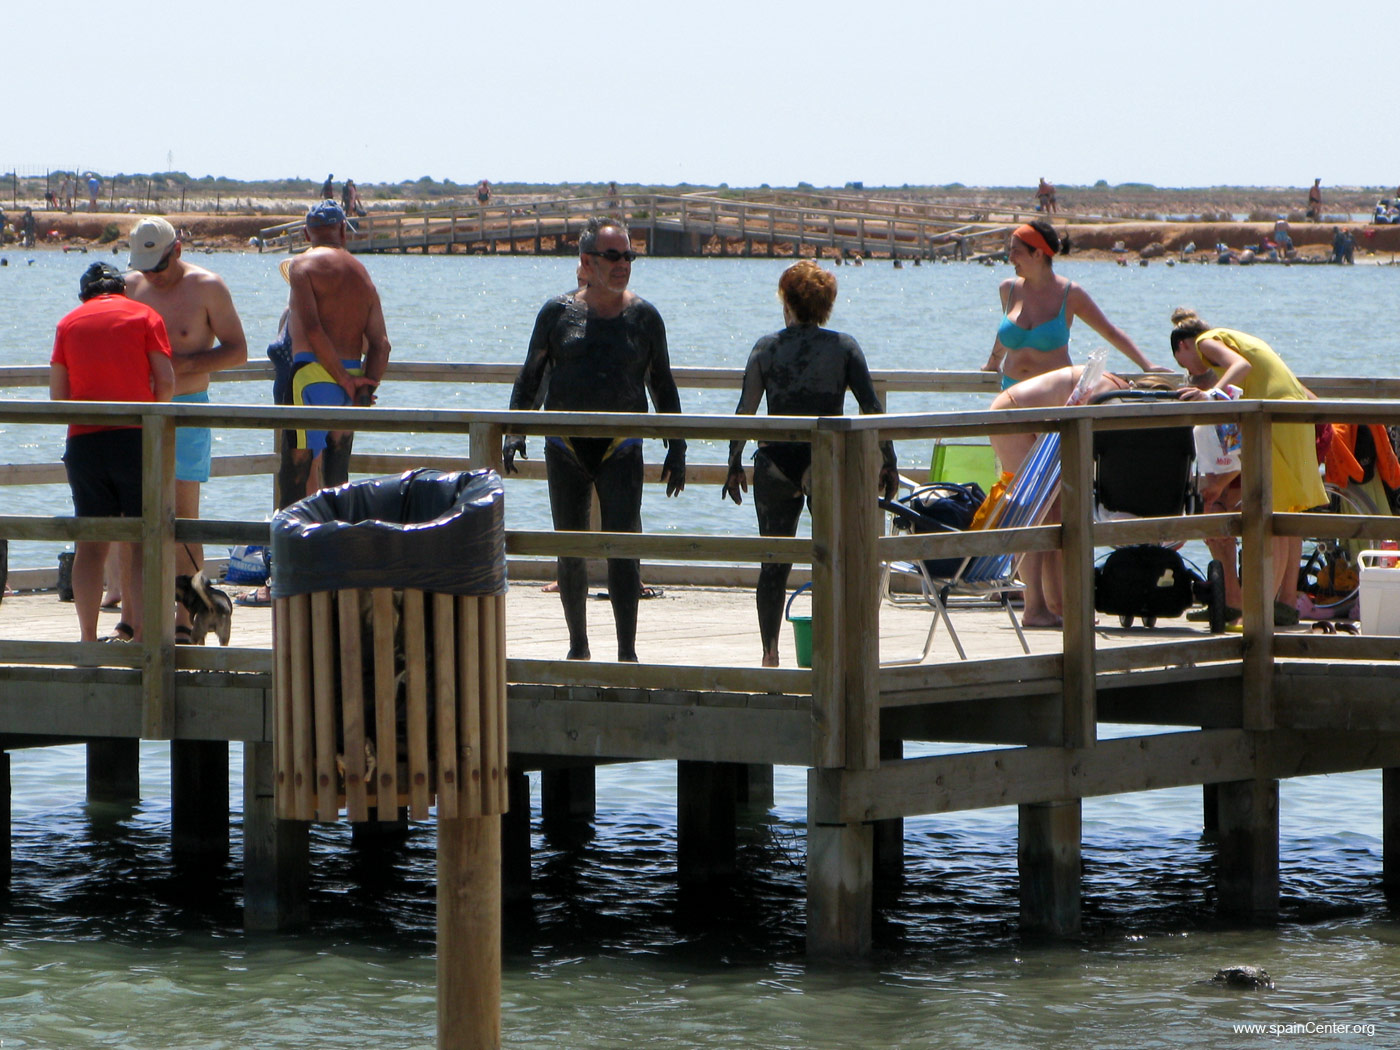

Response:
(13, 0), (1396, 190)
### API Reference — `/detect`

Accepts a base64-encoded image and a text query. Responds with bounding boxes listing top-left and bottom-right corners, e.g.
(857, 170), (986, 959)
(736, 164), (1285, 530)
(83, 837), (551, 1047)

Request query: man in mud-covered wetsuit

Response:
(722, 260), (897, 666)
(503, 216), (686, 662)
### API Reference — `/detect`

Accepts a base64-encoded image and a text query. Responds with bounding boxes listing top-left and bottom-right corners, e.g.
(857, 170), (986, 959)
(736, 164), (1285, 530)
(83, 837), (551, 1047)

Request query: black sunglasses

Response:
(586, 248), (637, 263)
(142, 244), (176, 274)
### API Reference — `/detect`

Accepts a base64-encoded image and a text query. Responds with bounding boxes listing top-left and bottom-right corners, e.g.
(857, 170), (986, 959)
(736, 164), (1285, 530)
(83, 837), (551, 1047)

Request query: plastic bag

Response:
(271, 468), (507, 599)
(226, 544), (269, 584)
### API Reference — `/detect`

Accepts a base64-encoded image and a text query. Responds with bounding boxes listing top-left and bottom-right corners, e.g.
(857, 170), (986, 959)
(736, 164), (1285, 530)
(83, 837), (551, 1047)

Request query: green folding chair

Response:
(929, 439), (1000, 493)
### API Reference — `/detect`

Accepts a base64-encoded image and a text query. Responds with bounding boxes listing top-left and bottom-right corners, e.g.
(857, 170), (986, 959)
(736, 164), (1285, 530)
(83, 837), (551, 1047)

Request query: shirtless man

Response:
(503, 216), (685, 662)
(126, 216), (248, 641)
(279, 199), (391, 506)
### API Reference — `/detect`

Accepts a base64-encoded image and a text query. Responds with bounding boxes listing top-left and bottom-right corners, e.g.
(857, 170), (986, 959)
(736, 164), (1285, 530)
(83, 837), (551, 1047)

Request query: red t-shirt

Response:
(50, 294), (172, 437)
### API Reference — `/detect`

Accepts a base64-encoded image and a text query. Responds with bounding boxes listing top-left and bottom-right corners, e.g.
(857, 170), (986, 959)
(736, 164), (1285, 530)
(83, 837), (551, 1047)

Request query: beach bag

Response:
(226, 544), (269, 585)
(903, 482), (986, 577)
(1094, 545), (1195, 618)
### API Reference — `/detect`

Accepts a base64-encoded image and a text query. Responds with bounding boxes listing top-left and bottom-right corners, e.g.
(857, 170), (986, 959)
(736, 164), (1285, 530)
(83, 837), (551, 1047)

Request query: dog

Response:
(175, 572), (233, 646)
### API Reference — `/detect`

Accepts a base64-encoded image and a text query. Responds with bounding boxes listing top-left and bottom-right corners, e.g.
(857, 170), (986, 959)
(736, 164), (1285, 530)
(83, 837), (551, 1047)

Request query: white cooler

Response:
(1357, 550), (1400, 635)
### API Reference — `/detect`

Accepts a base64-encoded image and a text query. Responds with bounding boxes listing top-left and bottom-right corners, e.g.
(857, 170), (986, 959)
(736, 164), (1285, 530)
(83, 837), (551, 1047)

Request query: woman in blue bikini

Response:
(983, 220), (1164, 388)
(982, 220), (1168, 626)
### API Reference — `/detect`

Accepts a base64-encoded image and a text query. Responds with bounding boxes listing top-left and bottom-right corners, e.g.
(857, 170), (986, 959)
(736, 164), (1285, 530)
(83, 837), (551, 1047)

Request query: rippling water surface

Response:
(1, 252), (1398, 1047)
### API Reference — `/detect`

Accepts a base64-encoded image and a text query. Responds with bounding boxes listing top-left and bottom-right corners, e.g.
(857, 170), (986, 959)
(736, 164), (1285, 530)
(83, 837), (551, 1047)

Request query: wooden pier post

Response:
(1215, 778), (1280, 918)
(87, 739), (140, 803)
(873, 738), (904, 891)
(0, 751), (10, 885)
(503, 769), (532, 906)
(171, 740), (230, 861)
(1018, 800), (1082, 935)
(243, 740), (309, 930)
(737, 764), (774, 810)
(438, 814), (502, 1050)
(540, 765), (595, 832)
(806, 429), (880, 958)
(677, 760), (737, 885)
(1383, 768), (1399, 902)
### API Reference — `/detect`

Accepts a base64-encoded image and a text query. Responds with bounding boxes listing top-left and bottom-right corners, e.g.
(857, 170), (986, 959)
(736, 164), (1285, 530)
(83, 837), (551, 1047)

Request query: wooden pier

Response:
(257, 191), (1031, 260)
(1, 365), (1399, 965)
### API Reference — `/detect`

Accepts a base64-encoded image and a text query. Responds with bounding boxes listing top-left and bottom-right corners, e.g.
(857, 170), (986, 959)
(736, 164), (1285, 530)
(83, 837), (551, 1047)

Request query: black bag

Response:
(1094, 545), (1196, 618)
(897, 482), (986, 577)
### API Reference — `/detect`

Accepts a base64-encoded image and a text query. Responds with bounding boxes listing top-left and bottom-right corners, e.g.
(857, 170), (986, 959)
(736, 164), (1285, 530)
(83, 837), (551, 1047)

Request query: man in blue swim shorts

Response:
(279, 200), (391, 506)
(126, 215), (248, 641)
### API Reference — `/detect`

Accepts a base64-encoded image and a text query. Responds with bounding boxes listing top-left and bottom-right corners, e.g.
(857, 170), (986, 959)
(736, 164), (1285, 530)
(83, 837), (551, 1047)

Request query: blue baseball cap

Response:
(305, 200), (346, 228)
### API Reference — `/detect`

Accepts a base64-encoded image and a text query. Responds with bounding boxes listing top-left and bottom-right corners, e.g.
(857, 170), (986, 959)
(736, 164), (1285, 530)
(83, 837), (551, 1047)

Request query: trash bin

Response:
(270, 469), (508, 824)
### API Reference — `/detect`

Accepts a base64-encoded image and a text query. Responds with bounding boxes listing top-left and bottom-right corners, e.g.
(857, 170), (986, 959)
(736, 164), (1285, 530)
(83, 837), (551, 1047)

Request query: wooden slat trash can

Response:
(269, 469), (508, 824)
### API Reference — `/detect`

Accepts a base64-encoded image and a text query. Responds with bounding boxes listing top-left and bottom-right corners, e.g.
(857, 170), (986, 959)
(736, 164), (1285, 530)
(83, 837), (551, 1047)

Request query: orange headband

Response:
(1014, 224), (1056, 258)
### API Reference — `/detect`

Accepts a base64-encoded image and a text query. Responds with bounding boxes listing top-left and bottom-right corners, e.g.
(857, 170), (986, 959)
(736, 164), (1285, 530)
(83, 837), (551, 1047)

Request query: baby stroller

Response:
(1090, 390), (1229, 633)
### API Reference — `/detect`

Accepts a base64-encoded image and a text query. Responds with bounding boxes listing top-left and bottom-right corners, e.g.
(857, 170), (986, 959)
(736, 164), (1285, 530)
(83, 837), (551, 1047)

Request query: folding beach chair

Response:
(929, 437), (1000, 494)
(883, 431), (1061, 662)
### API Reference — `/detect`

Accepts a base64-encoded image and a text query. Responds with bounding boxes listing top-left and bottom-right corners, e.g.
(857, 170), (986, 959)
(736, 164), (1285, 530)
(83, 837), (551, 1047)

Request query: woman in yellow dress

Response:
(1169, 308), (1326, 623)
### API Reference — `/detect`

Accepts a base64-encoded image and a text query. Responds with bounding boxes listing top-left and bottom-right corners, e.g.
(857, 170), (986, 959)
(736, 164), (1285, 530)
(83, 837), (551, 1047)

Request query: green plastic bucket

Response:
(785, 583), (813, 668)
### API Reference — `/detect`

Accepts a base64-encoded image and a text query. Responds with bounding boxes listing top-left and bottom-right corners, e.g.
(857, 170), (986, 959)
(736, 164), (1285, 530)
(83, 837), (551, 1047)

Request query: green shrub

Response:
(98, 223), (120, 244)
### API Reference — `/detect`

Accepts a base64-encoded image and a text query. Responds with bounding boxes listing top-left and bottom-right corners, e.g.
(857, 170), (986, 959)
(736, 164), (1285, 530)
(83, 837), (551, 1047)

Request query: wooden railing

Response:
(257, 193), (1014, 257)
(2, 385), (1399, 763)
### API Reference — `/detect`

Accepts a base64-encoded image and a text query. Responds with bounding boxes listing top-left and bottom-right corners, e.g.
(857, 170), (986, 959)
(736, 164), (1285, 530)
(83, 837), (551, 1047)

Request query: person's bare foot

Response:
(1021, 611), (1063, 628)
(618, 649), (638, 662)
(762, 650), (780, 667)
(566, 646), (591, 660)
(542, 581), (559, 593)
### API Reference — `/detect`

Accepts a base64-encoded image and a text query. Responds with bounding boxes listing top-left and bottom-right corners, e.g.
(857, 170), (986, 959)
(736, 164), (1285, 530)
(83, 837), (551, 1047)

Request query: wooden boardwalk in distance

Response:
(257, 191), (1051, 260)
(1, 365), (1399, 963)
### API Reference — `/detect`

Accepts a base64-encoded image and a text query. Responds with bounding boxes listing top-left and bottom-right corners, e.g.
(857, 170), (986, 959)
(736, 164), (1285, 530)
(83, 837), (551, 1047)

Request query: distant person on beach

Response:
(1272, 215), (1294, 257)
(1170, 308), (1326, 625)
(341, 178), (365, 217)
(722, 260), (898, 666)
(477, 179), (491, 205)
(60, 176), (73, 212)
(86, 175), (100, 212)
(1307, 179), (1323, 222)
(21, 209), (36, 248)
(126, 216), (248, 642)
(1036, 177), (1056, 215)
(504, 215), (686, 662)
(50, 262), (174, 643)
(321, 174), (335, 200)
(279, 199), (391, 507)
(1332, 226), (1355, 264)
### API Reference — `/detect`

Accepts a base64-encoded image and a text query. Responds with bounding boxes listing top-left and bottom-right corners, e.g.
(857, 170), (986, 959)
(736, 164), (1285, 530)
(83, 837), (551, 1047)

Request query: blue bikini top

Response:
(997, 282), (1072, 352)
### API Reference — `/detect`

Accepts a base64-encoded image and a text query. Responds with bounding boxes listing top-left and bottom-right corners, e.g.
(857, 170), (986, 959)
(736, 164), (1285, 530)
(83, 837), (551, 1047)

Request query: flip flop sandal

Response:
(235, 588), (272, 607)
(1310, 621), (1336, 634)
(103, 621), (134, 643)
(639, 586), (665, 600)
(1335, 622), (1360, 635)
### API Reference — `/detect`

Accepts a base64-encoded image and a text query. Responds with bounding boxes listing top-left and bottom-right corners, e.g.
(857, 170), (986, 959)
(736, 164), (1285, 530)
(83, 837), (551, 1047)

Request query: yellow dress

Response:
(1201, 328), (1327, 512)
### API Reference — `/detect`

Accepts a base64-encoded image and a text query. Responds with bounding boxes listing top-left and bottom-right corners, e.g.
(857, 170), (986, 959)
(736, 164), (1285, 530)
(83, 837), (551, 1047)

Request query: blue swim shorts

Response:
(172, 390), (212, 483)
(291, 359), (362, 454)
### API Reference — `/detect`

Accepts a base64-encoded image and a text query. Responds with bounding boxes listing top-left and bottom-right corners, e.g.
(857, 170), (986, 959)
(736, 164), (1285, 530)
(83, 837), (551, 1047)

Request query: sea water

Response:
(0, 252), (1397, 1048)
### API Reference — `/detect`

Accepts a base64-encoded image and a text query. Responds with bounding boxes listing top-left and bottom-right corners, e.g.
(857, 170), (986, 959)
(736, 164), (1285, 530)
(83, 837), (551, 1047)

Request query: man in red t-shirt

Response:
(50, 262), (174, 642)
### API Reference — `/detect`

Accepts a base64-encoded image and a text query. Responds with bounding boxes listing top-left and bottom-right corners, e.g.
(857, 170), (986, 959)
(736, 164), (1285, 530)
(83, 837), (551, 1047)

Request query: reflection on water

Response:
(0, 746), (1395, 1047)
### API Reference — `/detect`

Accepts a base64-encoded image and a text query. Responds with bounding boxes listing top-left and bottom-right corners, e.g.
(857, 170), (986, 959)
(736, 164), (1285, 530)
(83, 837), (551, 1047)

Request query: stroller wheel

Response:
(1119, 613), (1134, 629)
(1142, 614), (1157, 629)
(1206, 559), (1227, 634)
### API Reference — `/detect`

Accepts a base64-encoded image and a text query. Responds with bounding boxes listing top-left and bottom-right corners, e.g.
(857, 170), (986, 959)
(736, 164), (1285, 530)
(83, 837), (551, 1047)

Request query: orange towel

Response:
(1323, 424), (1400, 488)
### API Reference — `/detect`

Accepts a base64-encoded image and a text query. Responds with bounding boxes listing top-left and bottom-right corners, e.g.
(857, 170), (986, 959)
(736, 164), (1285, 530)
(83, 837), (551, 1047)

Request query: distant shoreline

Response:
(6, 206), (1398, 265)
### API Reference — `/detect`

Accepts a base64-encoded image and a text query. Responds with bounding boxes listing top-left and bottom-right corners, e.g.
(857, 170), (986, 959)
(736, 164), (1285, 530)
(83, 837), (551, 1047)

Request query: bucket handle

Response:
(785, 582), (812, 622)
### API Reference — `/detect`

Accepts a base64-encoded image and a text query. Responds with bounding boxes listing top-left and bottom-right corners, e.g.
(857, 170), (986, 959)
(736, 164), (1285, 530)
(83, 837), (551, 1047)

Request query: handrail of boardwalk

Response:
(0, 390), (1398, 772)
(256, 193), (1013, 255)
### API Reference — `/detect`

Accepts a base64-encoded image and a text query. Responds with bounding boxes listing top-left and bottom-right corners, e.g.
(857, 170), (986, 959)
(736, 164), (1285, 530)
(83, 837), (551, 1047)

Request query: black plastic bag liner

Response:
(271, 469), (506, 598)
